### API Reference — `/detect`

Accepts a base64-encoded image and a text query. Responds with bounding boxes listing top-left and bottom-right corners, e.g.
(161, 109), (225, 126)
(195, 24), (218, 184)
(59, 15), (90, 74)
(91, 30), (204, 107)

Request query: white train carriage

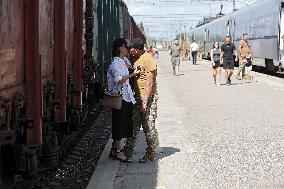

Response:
(188, 0), (284, 72)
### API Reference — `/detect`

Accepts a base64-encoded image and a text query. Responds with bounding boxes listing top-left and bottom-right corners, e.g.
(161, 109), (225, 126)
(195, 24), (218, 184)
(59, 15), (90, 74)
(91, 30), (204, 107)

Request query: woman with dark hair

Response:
(107, 38), (140, 163)
(210, 42), (221, 86)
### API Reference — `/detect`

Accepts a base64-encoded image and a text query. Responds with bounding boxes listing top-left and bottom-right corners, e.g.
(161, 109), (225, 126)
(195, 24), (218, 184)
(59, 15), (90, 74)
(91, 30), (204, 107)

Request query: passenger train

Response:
(188, 0), (284, 72)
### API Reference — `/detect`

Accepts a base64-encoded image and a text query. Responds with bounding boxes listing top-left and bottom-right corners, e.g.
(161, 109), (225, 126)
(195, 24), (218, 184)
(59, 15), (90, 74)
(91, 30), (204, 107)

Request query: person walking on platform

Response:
(190, 40), (199, 65)
(124, 39), (159, 163)
(107, 38), (140, 163)
(210, 42), (221, 86)
(170, 40), (181, 76)
(221, 36), (238, 86)
(236, 33), (252, 80)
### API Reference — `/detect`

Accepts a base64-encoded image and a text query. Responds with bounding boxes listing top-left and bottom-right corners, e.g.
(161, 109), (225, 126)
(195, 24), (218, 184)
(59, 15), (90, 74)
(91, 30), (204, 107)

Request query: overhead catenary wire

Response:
(124, 0), (260, 40)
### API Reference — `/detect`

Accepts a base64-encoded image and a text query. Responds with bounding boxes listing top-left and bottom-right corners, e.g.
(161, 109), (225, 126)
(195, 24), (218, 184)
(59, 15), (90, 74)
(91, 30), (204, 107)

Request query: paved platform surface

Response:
(87, 52), (284, 189)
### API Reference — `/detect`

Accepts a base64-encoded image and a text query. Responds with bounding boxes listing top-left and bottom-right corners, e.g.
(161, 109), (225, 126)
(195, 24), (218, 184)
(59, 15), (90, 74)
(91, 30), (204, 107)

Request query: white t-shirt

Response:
(107, 57), (136, 104)
(190, 42), (199, 52)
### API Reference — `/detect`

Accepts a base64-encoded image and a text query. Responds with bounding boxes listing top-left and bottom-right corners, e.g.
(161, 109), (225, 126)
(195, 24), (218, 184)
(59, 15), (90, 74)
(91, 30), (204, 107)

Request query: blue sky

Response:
(124, 0), (260, 39)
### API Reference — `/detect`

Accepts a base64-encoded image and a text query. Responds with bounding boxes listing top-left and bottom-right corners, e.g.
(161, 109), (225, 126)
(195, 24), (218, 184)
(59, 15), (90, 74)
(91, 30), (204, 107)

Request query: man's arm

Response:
(220, 46), (224, 63)
(179, 47), (182, 56)
(249, 44), (253, 57)
(141, 70), (155, 112)
(239, 41), (244, 58)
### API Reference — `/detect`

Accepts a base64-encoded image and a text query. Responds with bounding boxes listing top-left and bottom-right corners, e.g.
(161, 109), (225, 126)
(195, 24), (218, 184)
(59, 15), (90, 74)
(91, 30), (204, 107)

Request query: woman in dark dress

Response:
(210, 42), (221, 86)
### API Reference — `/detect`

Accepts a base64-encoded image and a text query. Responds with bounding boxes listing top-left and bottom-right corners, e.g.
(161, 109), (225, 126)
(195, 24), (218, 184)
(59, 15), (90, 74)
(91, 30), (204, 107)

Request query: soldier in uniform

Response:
(124, 38), (159, 163)
(236, 33), (252, 80)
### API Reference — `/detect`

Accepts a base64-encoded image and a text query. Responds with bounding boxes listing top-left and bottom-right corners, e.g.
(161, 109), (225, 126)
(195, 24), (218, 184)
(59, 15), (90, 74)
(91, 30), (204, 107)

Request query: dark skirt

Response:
(112, 100), (133, 140)
(213, 60), (221, 69)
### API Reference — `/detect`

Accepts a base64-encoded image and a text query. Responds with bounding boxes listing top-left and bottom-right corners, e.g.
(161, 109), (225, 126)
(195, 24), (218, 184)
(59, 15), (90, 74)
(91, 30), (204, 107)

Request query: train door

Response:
(230, 19), (235, 42)
(206, 29), (210, 59)
(279, 2), (284, 70)
(204, 29), (207, 58)
(227, 19), (235, 40)
(227, 21), (230, 36)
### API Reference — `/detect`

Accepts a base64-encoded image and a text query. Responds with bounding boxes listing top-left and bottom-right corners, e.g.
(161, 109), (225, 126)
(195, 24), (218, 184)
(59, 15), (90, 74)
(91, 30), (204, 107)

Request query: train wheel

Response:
(265, 59), (276, 73)
(278, 63), (284, 72)
(42, 135), (59, 170)
(71, 109), (80, 131)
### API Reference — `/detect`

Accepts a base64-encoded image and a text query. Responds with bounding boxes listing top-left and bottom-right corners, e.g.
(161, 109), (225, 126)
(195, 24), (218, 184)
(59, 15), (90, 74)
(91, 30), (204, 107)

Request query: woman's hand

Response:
(130, 67), (140, 78)
(133, 67), (140, 75)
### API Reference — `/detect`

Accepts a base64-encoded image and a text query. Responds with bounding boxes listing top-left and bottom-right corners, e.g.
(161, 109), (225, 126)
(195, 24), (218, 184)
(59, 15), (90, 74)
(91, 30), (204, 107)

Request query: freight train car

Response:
(0, 0), (84, 182)
(188, 0), (284, 72)
(0, 0), (145, 184)
(87, 0), (145, 101)
(130, 16), (147, 44)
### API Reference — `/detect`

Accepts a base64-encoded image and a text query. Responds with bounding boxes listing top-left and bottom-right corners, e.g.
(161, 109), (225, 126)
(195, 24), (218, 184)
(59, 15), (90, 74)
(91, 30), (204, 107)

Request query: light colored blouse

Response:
(107, 57), (136, 104)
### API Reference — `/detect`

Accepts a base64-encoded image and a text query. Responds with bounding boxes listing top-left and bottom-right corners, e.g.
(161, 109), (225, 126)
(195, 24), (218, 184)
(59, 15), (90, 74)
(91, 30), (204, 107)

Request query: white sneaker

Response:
(216, 82), (220, 86)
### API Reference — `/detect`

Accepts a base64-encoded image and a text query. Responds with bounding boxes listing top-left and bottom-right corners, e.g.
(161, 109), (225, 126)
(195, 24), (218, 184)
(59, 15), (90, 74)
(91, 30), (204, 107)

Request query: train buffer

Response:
(87, 51), (284, 189)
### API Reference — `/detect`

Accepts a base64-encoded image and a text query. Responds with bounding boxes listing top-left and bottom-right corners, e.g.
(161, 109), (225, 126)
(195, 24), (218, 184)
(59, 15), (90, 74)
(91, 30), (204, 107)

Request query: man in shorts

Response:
(170, 40), (181, 76)
(221, 36), (238, 86)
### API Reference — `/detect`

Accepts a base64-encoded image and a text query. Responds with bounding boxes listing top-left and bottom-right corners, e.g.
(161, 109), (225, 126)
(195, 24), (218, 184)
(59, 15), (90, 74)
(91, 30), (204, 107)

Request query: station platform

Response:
(87, 52), (284, 189)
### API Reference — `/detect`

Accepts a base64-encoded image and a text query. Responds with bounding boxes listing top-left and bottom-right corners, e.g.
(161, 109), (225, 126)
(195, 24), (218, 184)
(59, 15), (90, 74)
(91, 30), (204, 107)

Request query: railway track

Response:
(35, 109), (112, 189)
(7, 107), (112, 189)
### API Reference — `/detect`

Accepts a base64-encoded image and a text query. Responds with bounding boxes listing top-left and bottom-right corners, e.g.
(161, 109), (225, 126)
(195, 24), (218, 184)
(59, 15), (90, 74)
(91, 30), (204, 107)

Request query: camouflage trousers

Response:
(237, 57), (246, 78)
(124, 94), (159, 158)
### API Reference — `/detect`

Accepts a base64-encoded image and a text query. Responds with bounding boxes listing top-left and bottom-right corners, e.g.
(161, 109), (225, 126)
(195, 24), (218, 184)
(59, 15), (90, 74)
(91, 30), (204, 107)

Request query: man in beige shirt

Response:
(237, 33), (252, 80)
(124, 38), (159, 163)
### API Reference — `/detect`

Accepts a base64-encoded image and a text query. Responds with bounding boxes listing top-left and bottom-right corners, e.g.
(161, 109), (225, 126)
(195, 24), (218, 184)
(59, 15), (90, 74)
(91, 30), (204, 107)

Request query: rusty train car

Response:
(130, 16), (147, 44)
(0, 0), (145, 183)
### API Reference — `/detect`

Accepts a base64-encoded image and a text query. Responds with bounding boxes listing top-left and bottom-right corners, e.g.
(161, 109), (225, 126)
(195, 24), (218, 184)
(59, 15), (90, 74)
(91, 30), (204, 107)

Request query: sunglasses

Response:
(121, 45), (130, 50)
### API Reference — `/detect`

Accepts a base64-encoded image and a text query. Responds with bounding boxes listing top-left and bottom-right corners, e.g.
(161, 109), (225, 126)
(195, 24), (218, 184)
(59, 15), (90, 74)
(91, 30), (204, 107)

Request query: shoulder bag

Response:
(102, 90), (123, 109)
